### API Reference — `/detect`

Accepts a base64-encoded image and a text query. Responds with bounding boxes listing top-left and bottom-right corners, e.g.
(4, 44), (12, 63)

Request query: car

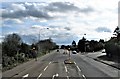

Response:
(102, 49), (105, 53)
(72, 50), (77, 54)
(57, 49), (59, 52)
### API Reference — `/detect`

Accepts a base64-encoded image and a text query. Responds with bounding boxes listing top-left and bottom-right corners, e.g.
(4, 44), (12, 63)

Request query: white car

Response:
(72, 50), (77, 54)
(102, 49), (105, 53)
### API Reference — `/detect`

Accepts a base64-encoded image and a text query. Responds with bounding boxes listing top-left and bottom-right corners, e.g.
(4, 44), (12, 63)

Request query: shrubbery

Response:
(105, 37), (120, 58)
(78, 37), (104, 52)
(2, 33), (58, 71)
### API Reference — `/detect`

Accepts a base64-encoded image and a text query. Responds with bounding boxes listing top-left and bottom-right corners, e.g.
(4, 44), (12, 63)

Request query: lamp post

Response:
(31, 26), (49, 53)
(84, 34), (86, 53)
(38, 28), (49, 53)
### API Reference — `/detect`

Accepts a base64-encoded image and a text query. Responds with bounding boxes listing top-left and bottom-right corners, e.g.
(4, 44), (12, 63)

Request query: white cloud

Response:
(1, 0), (119, 44)
(11, 3), (26, 11)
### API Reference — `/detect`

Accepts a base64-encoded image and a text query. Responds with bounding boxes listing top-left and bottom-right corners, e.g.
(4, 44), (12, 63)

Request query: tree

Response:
(20, 43), (30, 54)
(78, 37), (86, 52)
(99, 39), (104, 43)
(2, 33), (22, 56)
(114, 26), (120, 40)
(61, 45), (65, 49)
(114, 26), (120, 35)
(72, 40), (76, 47)
(37, 39), (57, 53)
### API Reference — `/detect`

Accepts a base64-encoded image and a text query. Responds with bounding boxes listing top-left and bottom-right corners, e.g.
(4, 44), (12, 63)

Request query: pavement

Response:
(2, 49), (120, 79)
(85, 51), (120, 70)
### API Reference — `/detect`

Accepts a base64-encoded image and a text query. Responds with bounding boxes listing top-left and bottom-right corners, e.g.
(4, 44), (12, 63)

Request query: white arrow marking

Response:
(52, 75), (55, 79)
(52, 73), (59, 79)
(56, 73), (59, 77)
(22, 74), (29, 78)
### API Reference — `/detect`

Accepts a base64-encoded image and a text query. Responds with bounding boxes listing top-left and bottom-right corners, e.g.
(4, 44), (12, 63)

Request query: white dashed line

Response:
(37, 62), (51, 78)
(22, 74), (29, 78)
(37, 73), (42, 79)
(44, 66), (48, 71)
(76, 66), (81, 72)
(38, 73), (42, 77)
(65, 66), (67, 72)
(67, 76), (69, 79)
(49, 62), (51, 65)
(82, 75), (86, 79)
(74, 62), (77, 65)
(63, 62), (68, 73)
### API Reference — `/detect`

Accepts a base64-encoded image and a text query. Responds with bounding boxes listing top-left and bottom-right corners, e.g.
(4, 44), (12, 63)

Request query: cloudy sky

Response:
(1, 0), (119, 45)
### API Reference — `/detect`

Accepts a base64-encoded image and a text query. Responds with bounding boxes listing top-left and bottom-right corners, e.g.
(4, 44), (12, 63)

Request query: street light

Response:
(31, 26), (49, 53)
(68, 48), (71, 60)
(83, 34), (86, 53)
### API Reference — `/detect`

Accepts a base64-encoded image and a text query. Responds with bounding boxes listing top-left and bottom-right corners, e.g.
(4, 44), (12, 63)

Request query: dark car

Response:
(57, 49), (59, 52)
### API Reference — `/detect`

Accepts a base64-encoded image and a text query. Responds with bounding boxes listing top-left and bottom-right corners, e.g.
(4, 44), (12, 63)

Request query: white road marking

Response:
(67, 76), (69, 79)
(63, 62), (68, 72)
(52, 73), (59, 79)
(38, 73), (42, 77)
(65, 66), (67, 72)
(49, 62), (51, 65)
(56, 73), (59, 77)
(37, 62), (51, 78)
(22, 74), (29, 78)
(52, 75), (55, 79)
(74, 62), (77, 65)
(82, 75), (86, 79)
(44, 66), (48, 71)
(77, 66), (81, 72)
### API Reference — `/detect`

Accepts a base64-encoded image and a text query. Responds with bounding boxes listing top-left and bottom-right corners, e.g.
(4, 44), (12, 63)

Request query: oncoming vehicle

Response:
(57, 49), (59, 52)
(72, 50), (77, 54)
(102, 49), (105, 53)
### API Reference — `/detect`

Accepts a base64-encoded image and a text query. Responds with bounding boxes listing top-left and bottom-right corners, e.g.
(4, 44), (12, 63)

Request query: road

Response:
(2, 49), (120, 79)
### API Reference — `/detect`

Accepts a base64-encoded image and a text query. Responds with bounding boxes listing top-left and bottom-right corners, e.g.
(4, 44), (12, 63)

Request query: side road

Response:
(85, 52), (120, 70)
(2, 50), (56, 77)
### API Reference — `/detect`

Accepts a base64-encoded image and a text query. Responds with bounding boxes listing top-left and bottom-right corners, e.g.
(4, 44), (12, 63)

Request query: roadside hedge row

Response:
(105, 39), (120, 57)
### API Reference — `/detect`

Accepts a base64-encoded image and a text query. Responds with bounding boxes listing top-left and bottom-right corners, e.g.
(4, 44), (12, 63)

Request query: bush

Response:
(105, 42), (120, 57)
(14, 53), (26, 62)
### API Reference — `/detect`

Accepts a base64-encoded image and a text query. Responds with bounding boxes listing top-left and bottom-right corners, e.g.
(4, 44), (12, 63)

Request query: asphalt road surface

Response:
(2, 49), (120, 79)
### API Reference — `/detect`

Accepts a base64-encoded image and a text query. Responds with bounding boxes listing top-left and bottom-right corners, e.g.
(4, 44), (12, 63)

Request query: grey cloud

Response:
(95, 27), (111, 33)
(45, 2), (94, 13)
(80, 7), (94, 13)
(64, 27), (71, 31)
(2, 2), (94, 20)
(45, 2), (79, 12)
(2, 10), (27, 19)
(2, 3), (53, 19)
